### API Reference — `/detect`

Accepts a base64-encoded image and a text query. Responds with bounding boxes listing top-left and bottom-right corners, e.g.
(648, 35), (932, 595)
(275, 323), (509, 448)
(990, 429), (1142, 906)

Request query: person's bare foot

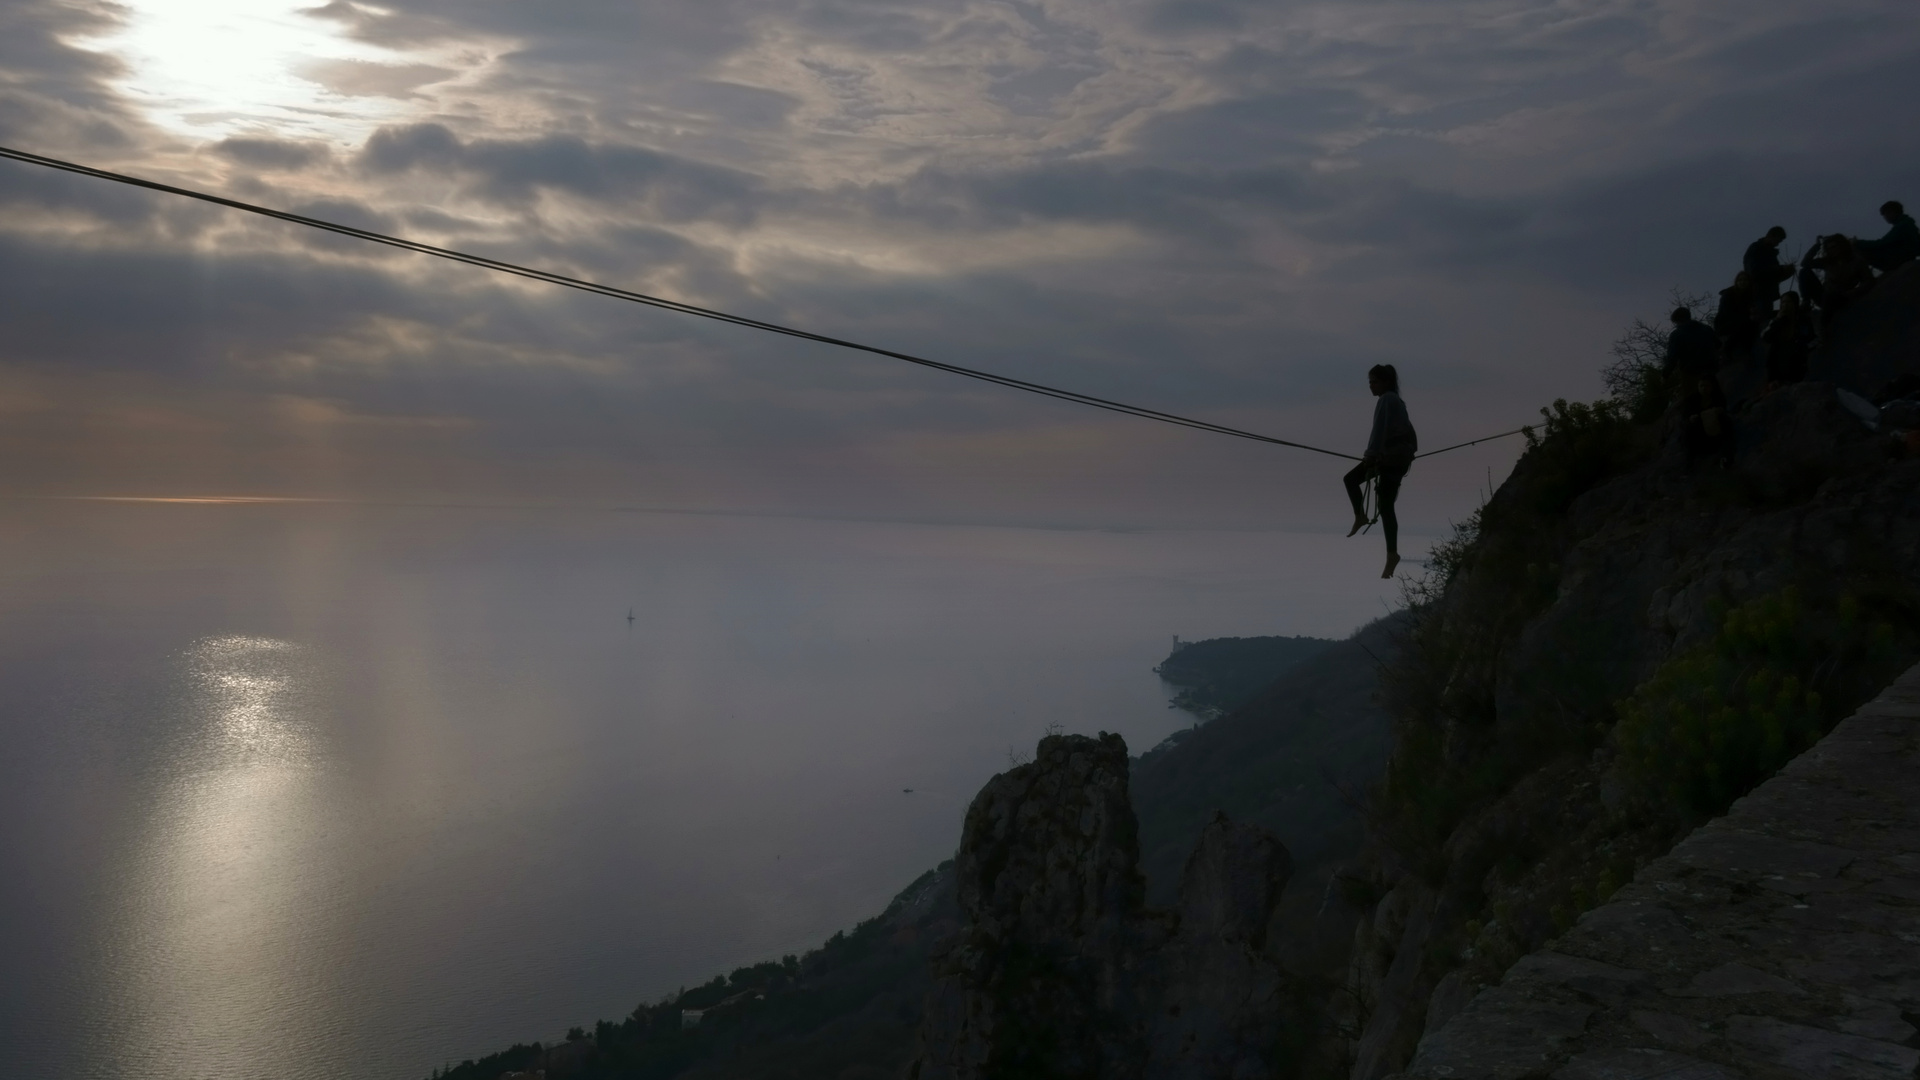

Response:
(1382, 552), (1400, 578)
(1347, 517), (1367, 537)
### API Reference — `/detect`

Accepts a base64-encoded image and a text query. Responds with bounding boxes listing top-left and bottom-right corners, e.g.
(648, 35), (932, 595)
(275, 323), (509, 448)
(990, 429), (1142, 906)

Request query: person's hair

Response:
(1766, 226), (1787, 241)
(1884, 200), (1905, 216)
(1780, 291), (1800, 310)
(1827, 234), (1855, 257)
(1671, 307), (1693, 323)
(1733, 270), (1750, 286)
(1368, 364), (1399, 392)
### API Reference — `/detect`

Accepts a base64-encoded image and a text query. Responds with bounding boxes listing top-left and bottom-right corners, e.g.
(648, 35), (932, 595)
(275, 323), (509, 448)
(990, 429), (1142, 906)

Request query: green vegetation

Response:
(1134, 625), (1395, 906)
(1518, 398), (1640, 515)
(1153, 634), (1334, 719)
(1380, 396), (1655, 874)
(1618, 588), (1898, 816)
(428, 865), (953, 1080)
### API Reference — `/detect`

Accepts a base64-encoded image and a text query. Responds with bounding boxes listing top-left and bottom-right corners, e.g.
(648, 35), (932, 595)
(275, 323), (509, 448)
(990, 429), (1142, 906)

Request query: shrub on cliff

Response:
(1599, 287), (1710, 421)
(1518, 397), (1639, 516)
(1617, 588), (1897, 817)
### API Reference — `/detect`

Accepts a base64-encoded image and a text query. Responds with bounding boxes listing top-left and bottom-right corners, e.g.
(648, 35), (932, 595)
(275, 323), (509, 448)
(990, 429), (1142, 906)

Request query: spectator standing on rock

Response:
(1807, 234), (1877, 332)
(1762, 292), (1814, 388)
(1797, 242), (1827, 316)
(1344, 364), (1416, 580)
(1663, 307), (1720, 382)
(1743, 226), (1794, 323)
(1681, 375), (1733, 468)
(1857, 200), (1919, 273)
(1714, 271), (1758, 366)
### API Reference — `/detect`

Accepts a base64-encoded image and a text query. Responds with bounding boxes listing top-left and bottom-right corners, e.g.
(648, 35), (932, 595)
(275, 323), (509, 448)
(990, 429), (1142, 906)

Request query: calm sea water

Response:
(0, 501), (1410, 1079)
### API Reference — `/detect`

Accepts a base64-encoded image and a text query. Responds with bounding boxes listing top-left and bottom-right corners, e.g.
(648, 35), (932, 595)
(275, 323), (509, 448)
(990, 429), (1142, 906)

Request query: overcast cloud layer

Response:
(2, 0), (1917, 529)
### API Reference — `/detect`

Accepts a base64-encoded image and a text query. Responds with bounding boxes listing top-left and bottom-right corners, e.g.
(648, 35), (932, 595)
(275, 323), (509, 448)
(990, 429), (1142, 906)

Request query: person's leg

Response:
(1377, 467), (1404, 577)
(1343, 462), (1372, 536)
(1377, 469), (1403, 554)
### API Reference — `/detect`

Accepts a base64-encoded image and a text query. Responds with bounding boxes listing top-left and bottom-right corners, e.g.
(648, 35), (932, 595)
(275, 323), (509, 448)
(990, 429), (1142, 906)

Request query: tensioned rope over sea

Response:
(0, 144), (1524, 463)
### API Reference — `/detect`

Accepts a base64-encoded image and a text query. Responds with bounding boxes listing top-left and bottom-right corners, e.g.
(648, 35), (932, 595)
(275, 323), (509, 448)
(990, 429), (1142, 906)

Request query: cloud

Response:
(215, 138), (333, 171)
(0, 0), (1916, 528)
(358, 123), (766, 223)
(297, 58), (458, 99)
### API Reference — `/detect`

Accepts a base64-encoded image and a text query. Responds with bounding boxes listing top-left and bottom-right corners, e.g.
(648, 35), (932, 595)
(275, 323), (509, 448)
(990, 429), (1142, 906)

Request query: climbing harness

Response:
(0, 143), (1527, 463)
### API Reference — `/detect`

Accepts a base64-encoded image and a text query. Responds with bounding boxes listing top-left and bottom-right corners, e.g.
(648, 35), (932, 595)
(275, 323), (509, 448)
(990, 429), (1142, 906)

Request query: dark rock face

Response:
(1149, 818), (1295, 1080)
(913, 732), (1152, 1080)
(1813, 260), (1920, 398)
(908, 733), (1297, 1080)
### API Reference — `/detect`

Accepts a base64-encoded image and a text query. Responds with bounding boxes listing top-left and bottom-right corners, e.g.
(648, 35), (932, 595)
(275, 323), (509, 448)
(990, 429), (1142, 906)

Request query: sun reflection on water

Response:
(189, 635), (314, 764)
(96, 634), (349, 1079)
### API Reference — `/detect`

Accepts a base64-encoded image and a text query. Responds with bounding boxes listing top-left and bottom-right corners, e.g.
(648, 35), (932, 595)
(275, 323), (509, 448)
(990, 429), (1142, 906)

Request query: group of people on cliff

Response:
(1341, 201), (1912, 579)
(1664, 200), (1916, 463)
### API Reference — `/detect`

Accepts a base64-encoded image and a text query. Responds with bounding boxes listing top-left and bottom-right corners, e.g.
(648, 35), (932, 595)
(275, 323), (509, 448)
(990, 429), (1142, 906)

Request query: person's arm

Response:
(1365, 397), (1387, 461)
(1391, 395), (1416, 457)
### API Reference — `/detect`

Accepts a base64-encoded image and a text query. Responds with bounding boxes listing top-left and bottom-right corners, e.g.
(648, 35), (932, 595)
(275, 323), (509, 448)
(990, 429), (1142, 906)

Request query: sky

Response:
(1, 0), (1917, 531)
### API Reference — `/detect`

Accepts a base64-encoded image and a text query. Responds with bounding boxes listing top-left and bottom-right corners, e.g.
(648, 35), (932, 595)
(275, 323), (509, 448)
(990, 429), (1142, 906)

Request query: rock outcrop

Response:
(908, 732), (1297, 1080)
(1813, 260), (1920, 398)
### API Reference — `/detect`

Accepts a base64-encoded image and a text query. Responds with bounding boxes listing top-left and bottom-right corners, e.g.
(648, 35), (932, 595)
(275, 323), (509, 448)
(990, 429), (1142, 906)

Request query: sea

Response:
(0, 499), (1412, 1079)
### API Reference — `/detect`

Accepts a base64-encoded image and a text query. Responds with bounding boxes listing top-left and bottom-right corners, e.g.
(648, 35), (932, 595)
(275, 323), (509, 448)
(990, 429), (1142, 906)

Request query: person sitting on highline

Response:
(1344, 364), (1417, 579)
(1856, 200), (1918, 273)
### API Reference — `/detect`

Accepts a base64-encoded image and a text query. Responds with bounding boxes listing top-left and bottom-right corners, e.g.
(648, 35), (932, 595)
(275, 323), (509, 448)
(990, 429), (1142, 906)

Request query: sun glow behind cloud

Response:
(77, 0), (458, 144)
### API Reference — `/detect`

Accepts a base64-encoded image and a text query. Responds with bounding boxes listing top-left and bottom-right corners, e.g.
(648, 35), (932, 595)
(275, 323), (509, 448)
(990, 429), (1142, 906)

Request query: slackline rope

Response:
(0, 144), (1522, 464)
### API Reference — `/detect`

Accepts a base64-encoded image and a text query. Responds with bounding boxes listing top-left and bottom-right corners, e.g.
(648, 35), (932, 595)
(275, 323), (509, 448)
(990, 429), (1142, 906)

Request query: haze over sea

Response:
(0, 500), (1410, 1079)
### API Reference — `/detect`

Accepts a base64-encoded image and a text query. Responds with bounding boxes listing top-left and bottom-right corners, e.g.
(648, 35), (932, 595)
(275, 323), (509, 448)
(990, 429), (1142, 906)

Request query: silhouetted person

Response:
(1681, 374), (1732, 467)
(1663, 307), (1720, 381)
(1762, 291), (1813, 388)
(1713, 271), (1757, 365)
(1857, 200), (1918, 273)
(1797, 242), (1827, 314)
(1742, 226), (1793, 322)
(1344, 364), (1416, 579)
(1806, 234), (1876, 332)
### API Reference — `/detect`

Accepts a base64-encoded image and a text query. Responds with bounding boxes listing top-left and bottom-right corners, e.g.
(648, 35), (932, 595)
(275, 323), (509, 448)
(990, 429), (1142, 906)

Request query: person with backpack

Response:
(1344, 364), (1417, 578)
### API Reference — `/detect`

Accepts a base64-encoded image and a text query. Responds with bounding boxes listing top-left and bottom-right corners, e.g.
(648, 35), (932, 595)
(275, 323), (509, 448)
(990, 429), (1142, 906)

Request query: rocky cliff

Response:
(1326, 376), (1920, 1074)
(907, 271), (1920, 1080)
(909, 732), (1297, 1080)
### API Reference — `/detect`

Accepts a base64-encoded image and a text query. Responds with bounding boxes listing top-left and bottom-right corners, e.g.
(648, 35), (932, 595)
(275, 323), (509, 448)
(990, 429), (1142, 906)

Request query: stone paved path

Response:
(1391, 662), (1920, 1080)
